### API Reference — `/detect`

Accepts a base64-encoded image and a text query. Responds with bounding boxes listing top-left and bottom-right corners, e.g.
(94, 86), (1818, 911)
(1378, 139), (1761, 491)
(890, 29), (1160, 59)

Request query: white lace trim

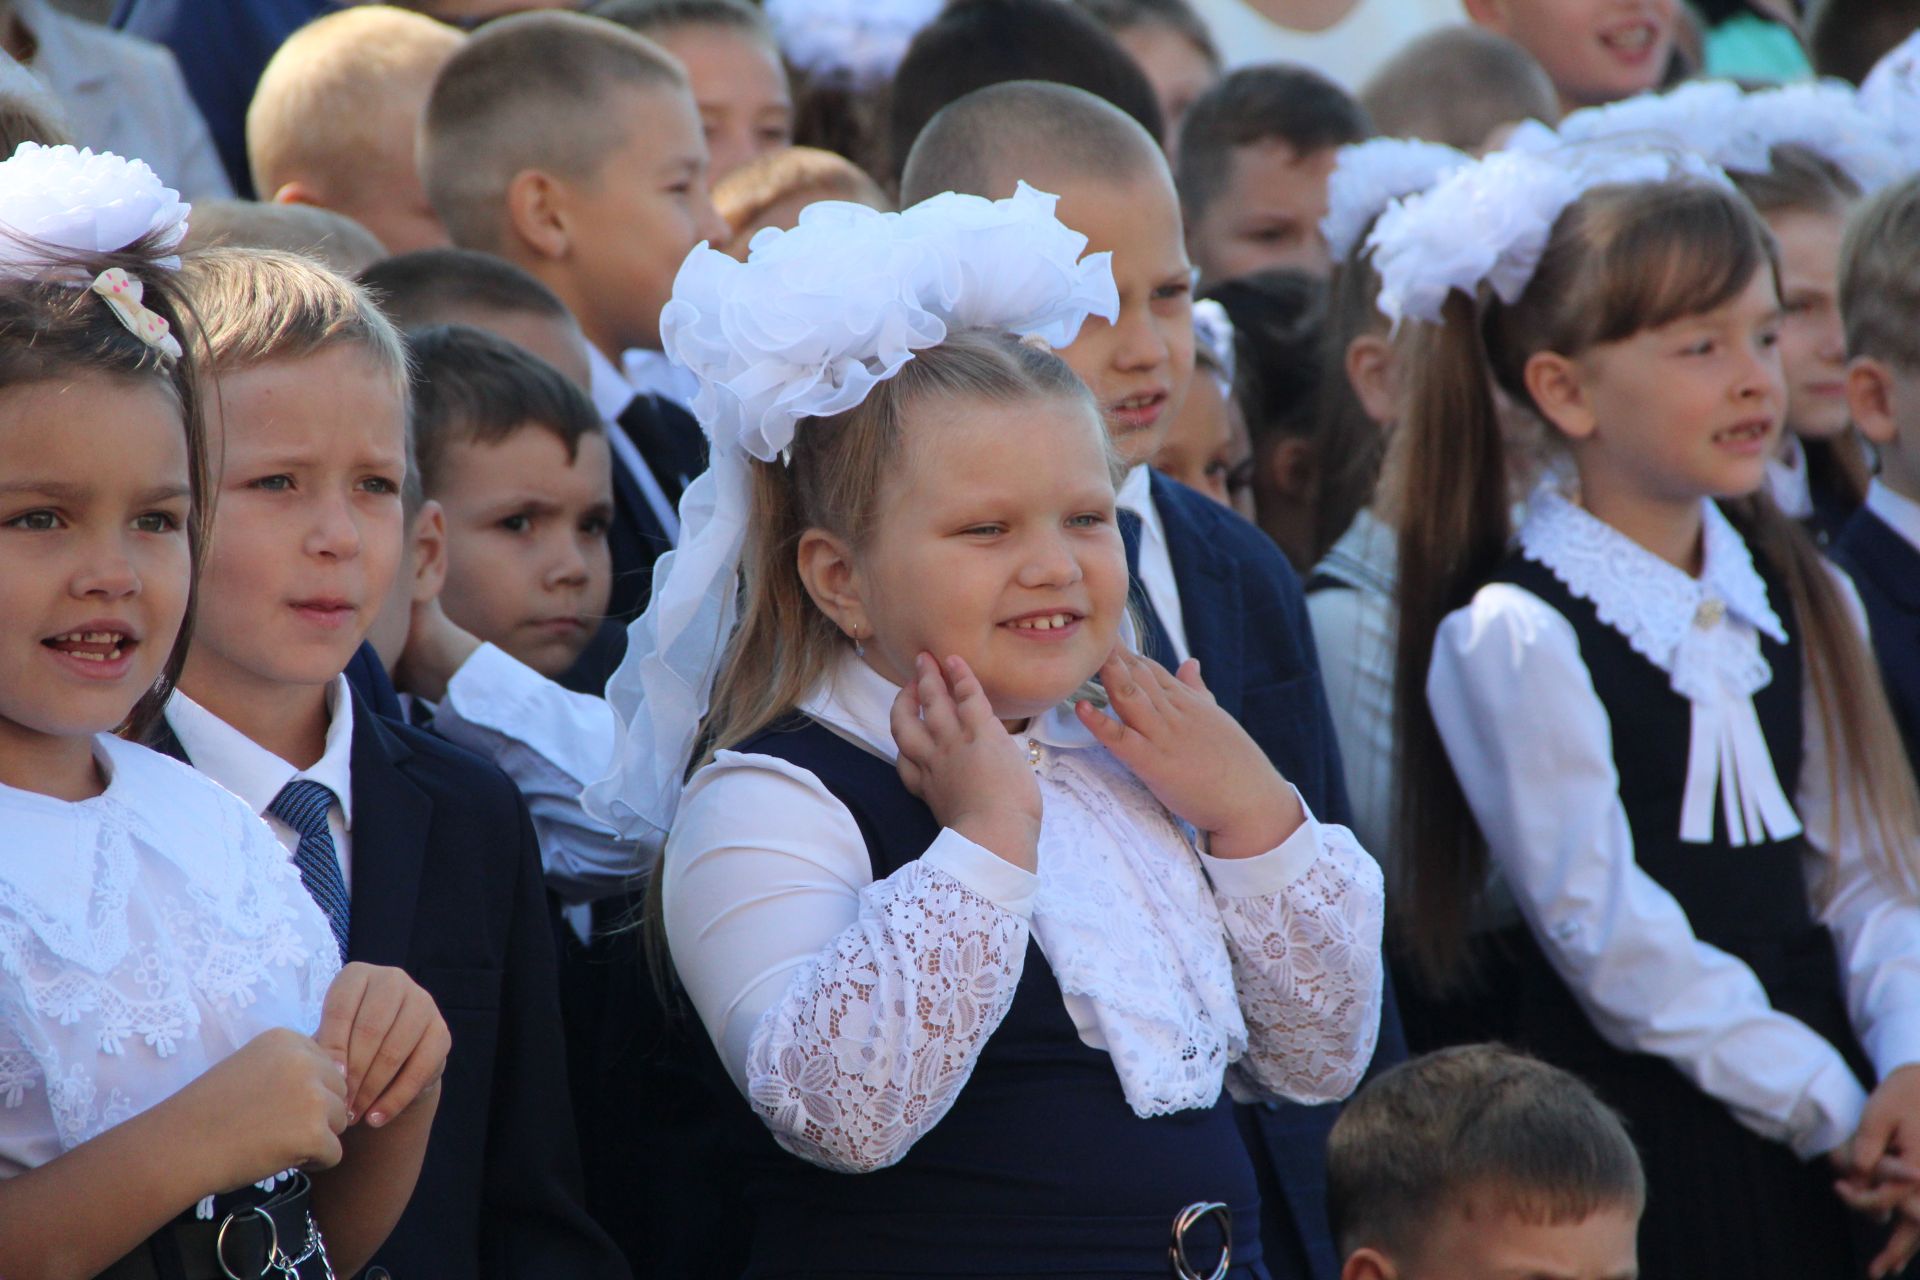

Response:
(744, 861), (1028, 1174)
(1518, 486), (1802, 845)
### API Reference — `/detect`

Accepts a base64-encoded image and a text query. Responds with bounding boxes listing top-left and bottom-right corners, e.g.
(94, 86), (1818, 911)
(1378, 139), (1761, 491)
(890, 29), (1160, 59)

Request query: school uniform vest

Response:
(1482, 553), (1873, 1280)
(728, 716), (1268, 1279)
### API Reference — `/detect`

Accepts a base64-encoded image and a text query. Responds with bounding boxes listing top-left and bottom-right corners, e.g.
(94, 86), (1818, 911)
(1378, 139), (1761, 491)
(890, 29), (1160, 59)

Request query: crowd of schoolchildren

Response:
(5, 0), (1920, 1277)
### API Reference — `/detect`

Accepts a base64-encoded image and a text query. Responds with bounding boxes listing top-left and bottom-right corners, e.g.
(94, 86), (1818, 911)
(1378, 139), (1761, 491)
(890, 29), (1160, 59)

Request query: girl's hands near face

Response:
(190, 1027), (349, 1189)
(315, 963), (452, 1130)
(1075, 648), (1303, 860)
(891, 653), (1042, 872)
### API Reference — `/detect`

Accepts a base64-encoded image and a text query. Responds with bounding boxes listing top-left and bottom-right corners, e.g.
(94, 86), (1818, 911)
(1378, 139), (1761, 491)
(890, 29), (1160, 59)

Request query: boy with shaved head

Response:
(247, 5), (463, 253)
(901, 79), (1396, 1280)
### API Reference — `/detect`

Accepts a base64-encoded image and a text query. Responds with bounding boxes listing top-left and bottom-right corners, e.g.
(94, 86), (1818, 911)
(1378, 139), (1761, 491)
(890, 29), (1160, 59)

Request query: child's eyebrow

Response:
(0, 478), (89, 500)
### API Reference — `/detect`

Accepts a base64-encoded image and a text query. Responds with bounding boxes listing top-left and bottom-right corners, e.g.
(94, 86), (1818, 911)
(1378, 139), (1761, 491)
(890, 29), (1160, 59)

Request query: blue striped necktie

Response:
(268, 779), (352, 962)
(1117, 508), (1180, 670)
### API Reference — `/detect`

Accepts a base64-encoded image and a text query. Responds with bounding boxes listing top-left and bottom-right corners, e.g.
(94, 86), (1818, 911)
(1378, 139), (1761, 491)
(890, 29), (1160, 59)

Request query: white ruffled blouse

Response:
(1430, 488), (1920, 1159)
(664, 655), (1385, 1174)
(0, 735), (340, 1178)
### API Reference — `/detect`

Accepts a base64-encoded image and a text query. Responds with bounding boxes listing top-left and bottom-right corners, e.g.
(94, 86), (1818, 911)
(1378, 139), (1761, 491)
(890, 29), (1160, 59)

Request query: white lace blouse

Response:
(664, 655), (1385, 1174)
(1430, 488), (1920, 1160)
(0, 735), (340, 1178)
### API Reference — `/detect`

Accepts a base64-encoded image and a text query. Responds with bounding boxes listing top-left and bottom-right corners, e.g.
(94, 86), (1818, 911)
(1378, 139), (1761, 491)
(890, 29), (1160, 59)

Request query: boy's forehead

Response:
(215, 346), (409, 446)
(1043, 168), (1188, 268)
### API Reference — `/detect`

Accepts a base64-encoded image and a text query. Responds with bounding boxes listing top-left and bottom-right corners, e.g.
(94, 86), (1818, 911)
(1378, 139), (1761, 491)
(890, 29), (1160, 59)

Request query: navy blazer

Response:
(1835, 507), (1920, 765)
(154, 693), (628, 1280)
(1151, 471), (1399, 1280)
(602, 396), (700, 627)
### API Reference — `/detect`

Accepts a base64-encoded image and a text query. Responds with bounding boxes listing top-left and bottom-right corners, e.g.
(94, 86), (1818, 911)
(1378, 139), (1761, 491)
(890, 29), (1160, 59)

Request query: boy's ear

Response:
(270, 179), (327, 210)
(1340, 1247), (1398, 1280)
(795, 528), (866, 642)
(1461, 0), (1508, 29)
(1522, 350), (1595, 441)
(1848, 356), (1899, 448)
(1265, 435), (1317, 503)
(1345, 333), (1399, 427)
(504, 168), (572, 262)
(409, 500), (450, 605)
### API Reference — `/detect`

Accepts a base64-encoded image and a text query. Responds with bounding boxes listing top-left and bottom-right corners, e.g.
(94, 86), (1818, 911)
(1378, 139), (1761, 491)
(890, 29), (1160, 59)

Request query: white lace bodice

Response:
(0, 736), (340, 1177)
(666, 656), (1385, 1174)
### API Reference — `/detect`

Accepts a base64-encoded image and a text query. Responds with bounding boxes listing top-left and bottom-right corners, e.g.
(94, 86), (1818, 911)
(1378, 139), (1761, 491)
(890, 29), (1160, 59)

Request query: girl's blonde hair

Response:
(1392, 177), (1920, 987)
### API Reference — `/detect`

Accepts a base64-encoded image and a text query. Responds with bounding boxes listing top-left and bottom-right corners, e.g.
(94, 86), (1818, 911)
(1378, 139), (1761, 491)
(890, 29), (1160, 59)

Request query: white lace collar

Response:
(1518, 485), (1801, 846)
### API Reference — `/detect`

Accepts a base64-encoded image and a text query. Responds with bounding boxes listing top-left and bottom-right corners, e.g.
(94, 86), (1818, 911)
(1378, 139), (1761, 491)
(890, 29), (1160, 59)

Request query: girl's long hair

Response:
(0, 233), (211, 745)
(1392, 178), (1920, 988)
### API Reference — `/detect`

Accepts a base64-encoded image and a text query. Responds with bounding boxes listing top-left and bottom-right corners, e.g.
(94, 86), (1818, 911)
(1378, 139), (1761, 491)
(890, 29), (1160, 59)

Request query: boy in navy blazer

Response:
(901, 80), (1396, 1280)
(1834, 177), (1920, 765)
(162, 247), (626, 1280)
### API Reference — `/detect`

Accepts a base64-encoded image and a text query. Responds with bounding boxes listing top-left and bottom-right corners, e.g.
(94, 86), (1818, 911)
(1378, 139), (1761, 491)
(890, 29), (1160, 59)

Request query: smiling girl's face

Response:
(842, 392), (1131, 723)
(0, 376), (192, 792)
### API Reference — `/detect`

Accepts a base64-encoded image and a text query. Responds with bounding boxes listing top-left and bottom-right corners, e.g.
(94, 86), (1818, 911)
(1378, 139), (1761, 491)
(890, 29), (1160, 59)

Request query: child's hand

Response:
(1832, 1156), (1920, 1279)
(890, 653), (1042, 872)
(314, 963), (452, 1130)
(190, 1027), (349, 1188)
(1075, 648), (1303, 860)
(392, 597), (482, 703)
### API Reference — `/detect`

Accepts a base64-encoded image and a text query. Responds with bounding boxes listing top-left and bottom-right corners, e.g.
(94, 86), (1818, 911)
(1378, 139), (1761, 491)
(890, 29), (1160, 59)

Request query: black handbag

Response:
(94, 1171), (336, 1280)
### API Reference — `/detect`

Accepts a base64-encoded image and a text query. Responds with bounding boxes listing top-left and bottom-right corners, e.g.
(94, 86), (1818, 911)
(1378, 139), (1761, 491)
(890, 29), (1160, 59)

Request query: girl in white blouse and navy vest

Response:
(1375, 143), (1920, 1277)
(588, 186), (1386, 1278)
(0, 146), (447, 1280)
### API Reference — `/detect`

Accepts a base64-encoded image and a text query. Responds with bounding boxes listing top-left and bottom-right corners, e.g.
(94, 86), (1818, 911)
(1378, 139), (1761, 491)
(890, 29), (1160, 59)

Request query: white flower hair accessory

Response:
(765, 0), (941, 88)
(1321, 138), (1470, 266)
(1860, 33), (1920, 169)
(1735, 81), (1905, 194)
(1191, 298), (1236, 392)
(586, 182), (1119, 843)
(1366, 143), (1729, 328)
(0, 142), (189, 272)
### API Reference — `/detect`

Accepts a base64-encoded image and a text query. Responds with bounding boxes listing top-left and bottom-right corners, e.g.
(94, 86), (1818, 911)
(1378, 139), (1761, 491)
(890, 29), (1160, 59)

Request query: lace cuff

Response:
(743, 859), (1028, 1173)
(1216, 827), (1384, 1104)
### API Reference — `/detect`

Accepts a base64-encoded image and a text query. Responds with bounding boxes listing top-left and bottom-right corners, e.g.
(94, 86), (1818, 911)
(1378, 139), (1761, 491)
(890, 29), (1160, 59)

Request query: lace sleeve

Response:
(1216, 826), (1384, 1105)
(743, 859), (1028, 1174)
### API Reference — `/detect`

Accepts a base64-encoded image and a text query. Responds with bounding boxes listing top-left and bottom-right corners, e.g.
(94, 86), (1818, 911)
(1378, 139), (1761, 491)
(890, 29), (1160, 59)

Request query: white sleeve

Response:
(1201, 797), (1385, 1104)
(431, 643), (638, 903)
(665, 751), (1038, 1173)
(1429, 584), (1868, 1159)
(1802, 568), (1920, 1079)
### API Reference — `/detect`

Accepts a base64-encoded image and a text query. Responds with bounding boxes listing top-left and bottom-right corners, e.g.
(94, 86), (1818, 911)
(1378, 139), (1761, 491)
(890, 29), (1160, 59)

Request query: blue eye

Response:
(252, 474), (293, 492)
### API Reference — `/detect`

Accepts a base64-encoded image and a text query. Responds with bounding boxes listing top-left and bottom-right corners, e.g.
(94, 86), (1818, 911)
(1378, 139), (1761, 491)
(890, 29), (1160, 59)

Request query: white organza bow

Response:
(1320, 137), (1469, 267)
(584, 183), (1119, 843)
(0, 142), (189, 274)
(765, 0), (941, 87)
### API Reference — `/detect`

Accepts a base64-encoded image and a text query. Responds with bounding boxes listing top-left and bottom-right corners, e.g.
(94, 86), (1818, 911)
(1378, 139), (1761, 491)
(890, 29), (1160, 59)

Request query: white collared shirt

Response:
(165, 677), (358, 893)
(1867, 478), (1920, 555)
(587, 340), (681, 542)
(1766, 433), (1816, 520)
(1427, 488), (1920, 1159)
(665, 652), (1384, 1173)
(621, 347), (700, 413)
(1115, 464), (1191, 665)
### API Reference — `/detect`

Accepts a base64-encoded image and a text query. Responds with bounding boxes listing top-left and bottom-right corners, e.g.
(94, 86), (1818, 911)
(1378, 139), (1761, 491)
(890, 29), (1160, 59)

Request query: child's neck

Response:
(1579, 476), (1707, 576)
(178, 672), (334, 770)
(0, 722), (105, 802)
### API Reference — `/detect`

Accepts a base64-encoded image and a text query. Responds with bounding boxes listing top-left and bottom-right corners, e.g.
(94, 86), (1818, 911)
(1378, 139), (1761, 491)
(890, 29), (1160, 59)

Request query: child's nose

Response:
(1111, 307), (1170, 375)
(306, 493), (364, 559)
(72, 537), (140, 599)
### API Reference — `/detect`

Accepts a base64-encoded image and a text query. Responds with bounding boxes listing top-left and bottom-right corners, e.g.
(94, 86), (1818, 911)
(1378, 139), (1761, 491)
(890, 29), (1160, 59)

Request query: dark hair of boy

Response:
(1327, 1044), (1645, 1259)
(406, 322), (604, 494)
(885, 0), (1166, 187)
(1840, 175), (1920, 375)
(358, 247), (574, 332)
(1360, 26), (1560, 150)
(1807, 0), (1920, 85)
(1176, 65), (1372, 232)
(591, 0), (770, 36)
(1073, 0), (1220, 67)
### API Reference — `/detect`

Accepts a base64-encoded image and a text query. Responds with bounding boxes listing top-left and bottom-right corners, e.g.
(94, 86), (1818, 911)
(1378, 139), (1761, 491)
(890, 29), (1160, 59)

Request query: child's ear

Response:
(270, 180), (327, 210)
(1522, 350), (1595, 442)
(1265, 435), (1317, 503)
(1345, 333), (1398, 427)
(409, 501), (449, 605)
(1848, 356), (1899, 448)
(1460, 0), (1509, 30)
(504, 168), (571, 261)
(1340, 1247), (1398, 1280)
(795, 528), (866, 641)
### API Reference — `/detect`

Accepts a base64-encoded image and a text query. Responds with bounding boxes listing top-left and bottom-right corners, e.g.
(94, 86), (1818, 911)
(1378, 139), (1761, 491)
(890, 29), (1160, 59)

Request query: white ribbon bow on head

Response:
(90, 267), (182, 359)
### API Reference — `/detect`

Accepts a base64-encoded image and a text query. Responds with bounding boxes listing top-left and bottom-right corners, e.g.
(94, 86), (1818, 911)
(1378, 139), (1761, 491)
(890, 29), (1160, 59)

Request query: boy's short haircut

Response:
(1360, 26), (1559, 150)
(421, 12), (687, 252)
(183, 200), (387, 276)
(1327, 1045), (1645, 1259)
(358, 247), (575, 332)
(885, 0), (1166, 187)
(1840, 175), (1920, 373)
(1072, 0), (1220, 69)
(246, 7), (462, 201)
(591, 0), (771, 40)
(1733, 143), (1862, 220)
(899, 80), (1166, 207)
(405, 323), (606, 497)
(1808, 0), (1920, 85)
(716, 146), (890, 232)
(1176, 66), (1372, 229)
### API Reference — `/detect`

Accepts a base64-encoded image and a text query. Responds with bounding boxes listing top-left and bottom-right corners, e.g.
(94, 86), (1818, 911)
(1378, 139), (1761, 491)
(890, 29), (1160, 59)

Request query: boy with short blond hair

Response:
(1361, 25), (1560, 151)
(1328, 1045), (1644, 1280)
(1835, 176), (1920, 767)
(162, 248), (627, 1280)
(246, 5), (463, 254)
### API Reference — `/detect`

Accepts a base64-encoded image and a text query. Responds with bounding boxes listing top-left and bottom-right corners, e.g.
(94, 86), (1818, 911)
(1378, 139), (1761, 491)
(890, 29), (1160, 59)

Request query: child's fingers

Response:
(356, 994), (442, 1123)
(915, 654), (963, 741)
(944, 656), (996, 731)
(314, 964), (370, 1069)
(1855, 1111), (1903, 1181)
(364, 1018), (452, 1129)
(1105, 651), (1166, 734)
(1172, 657), (1212, 700)
(1074, 697), (1126, 749)
(890, 683), (935, 763)
(1874, 1215), (1920, 1279)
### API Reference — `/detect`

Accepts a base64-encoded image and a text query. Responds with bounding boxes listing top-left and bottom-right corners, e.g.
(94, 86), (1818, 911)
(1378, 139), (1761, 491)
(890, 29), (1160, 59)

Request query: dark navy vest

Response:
(728, 716), (1267, 1279)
